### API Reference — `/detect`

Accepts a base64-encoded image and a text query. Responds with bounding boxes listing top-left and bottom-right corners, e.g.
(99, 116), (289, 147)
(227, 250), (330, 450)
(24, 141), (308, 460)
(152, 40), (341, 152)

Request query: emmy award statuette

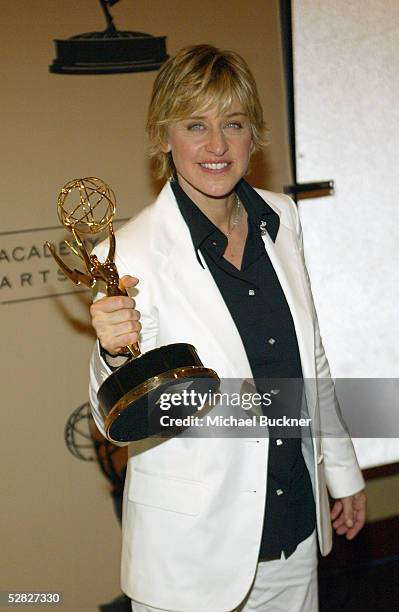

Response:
(46, 178), (219, 442)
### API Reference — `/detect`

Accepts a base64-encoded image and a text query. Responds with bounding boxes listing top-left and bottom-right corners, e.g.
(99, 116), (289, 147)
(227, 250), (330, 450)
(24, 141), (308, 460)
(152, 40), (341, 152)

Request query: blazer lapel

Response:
(260, 221), (317, 413)
(153, 183), (253, 379)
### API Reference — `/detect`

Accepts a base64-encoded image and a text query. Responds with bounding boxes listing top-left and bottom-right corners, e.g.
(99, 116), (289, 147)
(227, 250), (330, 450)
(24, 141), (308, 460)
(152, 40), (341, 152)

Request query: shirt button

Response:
(212, 241), (217, 246)
(276, 439), (283, 446)
(268, 337), (276, 345)
(276, 489), (284, 496)
(248, 289), (255, 296)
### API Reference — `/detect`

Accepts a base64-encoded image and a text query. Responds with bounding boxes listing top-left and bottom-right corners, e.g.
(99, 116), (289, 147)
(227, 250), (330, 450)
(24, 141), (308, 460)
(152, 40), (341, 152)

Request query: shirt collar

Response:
(235, 179), (280, 243)
(170, 177), (280, 256)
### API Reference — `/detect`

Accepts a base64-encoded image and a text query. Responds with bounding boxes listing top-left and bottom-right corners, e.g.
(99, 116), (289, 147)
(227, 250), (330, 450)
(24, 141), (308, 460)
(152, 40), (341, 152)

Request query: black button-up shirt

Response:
(171, 178), (315, 559)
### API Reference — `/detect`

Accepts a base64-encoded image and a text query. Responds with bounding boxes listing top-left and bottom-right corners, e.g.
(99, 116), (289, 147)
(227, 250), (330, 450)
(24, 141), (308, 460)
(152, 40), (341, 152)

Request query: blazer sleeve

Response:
(288, 196), (365, 499)
(88, 233), (159, 445)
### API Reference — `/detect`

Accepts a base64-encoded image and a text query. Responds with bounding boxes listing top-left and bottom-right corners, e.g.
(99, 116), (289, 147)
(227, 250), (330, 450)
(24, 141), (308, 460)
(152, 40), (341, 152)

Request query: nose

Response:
(205, 127), (228, 156)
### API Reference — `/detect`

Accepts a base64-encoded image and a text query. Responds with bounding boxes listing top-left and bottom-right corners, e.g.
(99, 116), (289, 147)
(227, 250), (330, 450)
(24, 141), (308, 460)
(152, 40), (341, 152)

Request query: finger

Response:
(335, 524), (349, 536)
(330, 500), (342, 520)
(345, 522), (363, 540)
(101, 308), (140, 325)
(100, 324), (142, 354)
(92, 310), (137, 331)
(98, 319), (141, 344)
(110, 329), (141, 352)
(91, 295), (135, 314)
(341, 497), (355, 528)
(107, 319), (142, 339)
(345, 512), (365, 540)
(333, 514), (347, 530)
(346, 498), (367, 540)
(120, 275), (139, 290)
(132, 309), (141, 321)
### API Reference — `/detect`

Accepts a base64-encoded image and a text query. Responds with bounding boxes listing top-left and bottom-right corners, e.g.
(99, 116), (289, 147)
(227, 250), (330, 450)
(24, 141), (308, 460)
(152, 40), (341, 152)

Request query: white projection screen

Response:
(291, 1), (399, 468)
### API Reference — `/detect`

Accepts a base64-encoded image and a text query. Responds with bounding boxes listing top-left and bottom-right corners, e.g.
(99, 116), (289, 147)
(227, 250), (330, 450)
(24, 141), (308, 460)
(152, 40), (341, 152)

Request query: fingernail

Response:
(346, 519), (353, 527)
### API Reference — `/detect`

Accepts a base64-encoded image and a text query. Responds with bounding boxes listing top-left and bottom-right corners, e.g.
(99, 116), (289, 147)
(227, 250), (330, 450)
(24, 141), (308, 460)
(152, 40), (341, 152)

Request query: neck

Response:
(175, 176), (238, 233)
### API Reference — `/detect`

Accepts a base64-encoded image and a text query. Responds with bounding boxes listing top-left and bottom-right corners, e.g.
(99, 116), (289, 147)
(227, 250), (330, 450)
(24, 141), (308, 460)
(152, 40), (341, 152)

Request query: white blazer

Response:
(89, 182), (365, 612)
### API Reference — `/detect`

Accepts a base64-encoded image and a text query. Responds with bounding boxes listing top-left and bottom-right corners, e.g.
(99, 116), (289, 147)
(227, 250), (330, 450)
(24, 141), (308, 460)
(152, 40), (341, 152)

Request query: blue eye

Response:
(187, 123), (205, 131)
(226, 122), (242, 129)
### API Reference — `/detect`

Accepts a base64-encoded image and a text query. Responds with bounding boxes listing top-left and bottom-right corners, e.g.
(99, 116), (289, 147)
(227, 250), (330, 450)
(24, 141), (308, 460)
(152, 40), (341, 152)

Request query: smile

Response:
(199, 162), (230, 170)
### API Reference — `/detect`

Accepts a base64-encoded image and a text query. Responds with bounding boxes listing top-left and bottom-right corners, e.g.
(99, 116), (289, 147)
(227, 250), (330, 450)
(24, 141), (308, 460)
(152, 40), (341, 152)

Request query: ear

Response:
(161, 141), (172, 153)
(160, 127), (171, 153)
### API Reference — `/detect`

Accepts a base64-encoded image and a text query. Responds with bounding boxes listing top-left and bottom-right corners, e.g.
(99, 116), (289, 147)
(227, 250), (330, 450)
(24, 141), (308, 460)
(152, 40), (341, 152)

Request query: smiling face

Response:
(162, 95), (253, 205)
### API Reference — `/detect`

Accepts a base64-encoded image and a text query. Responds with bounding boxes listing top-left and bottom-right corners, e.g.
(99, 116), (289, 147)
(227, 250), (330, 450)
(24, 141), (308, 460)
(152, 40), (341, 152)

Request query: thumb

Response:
(120, 275), (139, 290)
(341, 497), (354, 528)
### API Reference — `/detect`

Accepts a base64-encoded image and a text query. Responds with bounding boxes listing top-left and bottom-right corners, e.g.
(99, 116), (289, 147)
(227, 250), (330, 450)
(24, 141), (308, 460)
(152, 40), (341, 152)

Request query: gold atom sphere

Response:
(57, 177), (116, 234)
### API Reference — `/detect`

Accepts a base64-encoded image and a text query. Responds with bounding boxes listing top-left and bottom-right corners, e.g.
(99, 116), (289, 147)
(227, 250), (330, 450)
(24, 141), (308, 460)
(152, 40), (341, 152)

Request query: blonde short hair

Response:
(146, 44), (267, 180)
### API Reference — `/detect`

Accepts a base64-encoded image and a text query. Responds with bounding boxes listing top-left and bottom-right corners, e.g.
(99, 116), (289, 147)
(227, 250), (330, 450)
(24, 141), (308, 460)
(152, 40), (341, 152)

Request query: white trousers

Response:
(131, 531), (318, 612)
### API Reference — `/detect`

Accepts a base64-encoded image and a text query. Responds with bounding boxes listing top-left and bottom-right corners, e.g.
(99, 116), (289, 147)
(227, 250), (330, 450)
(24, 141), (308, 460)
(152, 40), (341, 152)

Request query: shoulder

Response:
(114, 203), (155, 248)
(92, 182), (179, 270)
(93, 195), (159, 263)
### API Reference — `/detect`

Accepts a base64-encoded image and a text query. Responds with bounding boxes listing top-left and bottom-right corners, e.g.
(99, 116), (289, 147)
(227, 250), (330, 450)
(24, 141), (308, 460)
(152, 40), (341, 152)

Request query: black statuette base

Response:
(49, 31), (168, 75)
(98, 343), (220, 442)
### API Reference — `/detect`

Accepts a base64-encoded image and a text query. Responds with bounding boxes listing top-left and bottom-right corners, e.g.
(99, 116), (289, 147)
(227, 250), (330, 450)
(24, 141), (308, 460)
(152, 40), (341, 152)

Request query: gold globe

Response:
(57, 177), (116, 234)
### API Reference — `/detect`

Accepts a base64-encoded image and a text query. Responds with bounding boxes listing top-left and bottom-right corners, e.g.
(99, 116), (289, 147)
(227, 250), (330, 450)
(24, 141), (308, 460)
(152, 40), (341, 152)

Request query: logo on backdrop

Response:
(49, 0), (168, 75)
(0, 220), (126, 305)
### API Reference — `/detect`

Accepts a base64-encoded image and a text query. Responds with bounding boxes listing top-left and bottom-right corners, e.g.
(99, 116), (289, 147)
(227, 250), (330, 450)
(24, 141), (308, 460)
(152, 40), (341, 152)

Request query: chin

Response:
(177, 169), (243, 201)
(197, 175), (242, 197)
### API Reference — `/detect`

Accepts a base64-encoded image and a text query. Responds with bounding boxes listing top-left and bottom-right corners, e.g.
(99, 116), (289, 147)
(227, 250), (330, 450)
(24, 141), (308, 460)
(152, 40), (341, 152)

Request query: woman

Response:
(89, 45), (366, 612)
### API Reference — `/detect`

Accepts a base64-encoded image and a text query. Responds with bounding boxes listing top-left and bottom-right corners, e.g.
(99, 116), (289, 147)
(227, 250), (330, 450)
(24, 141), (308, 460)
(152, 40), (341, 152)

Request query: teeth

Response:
(200, 162), (228, 170)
